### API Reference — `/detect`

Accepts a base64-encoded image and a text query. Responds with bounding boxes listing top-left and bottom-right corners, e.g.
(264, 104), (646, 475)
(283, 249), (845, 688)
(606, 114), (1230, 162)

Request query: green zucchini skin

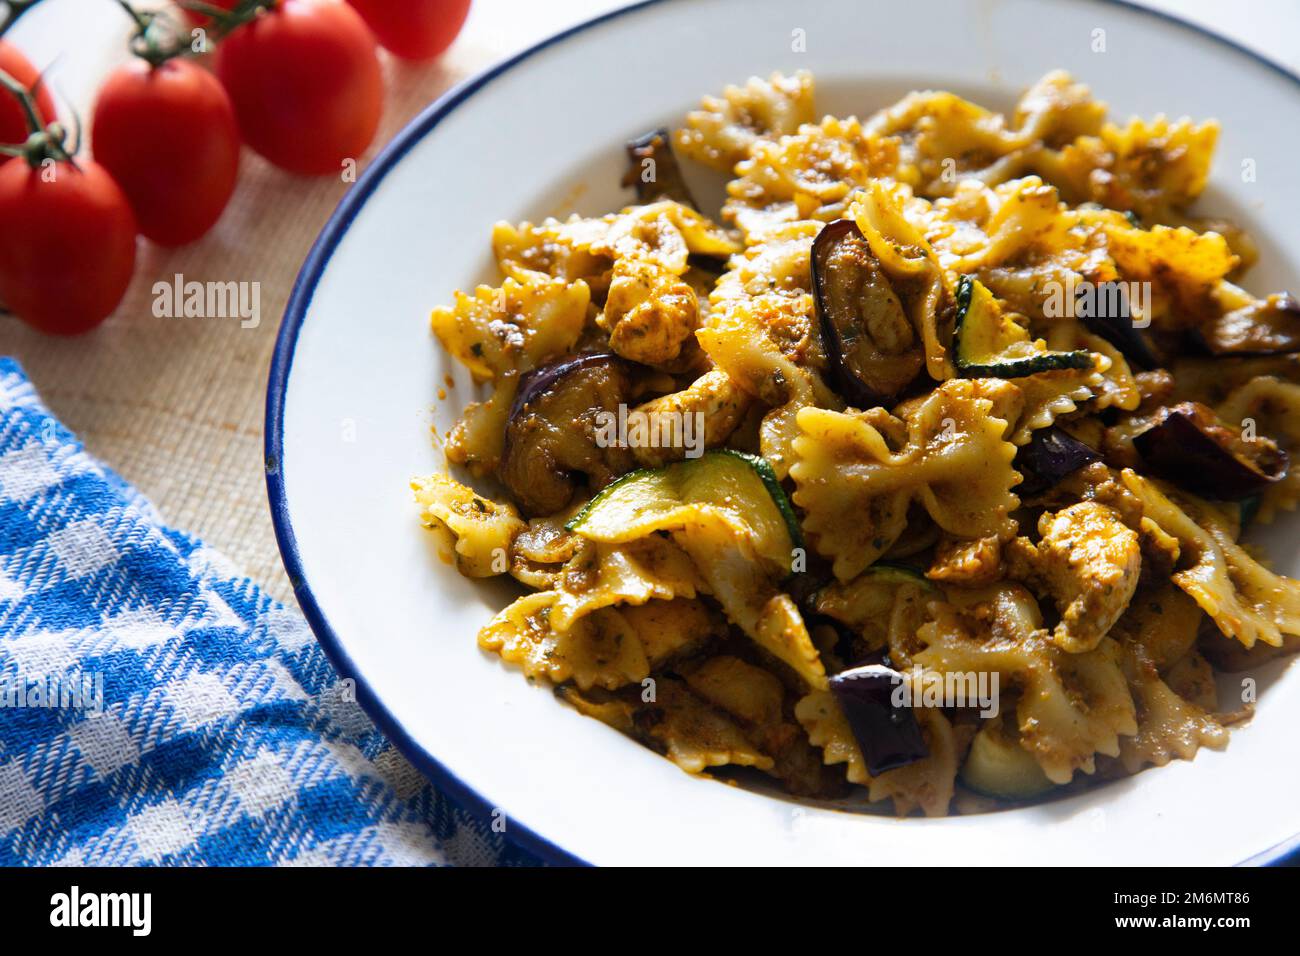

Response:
(565, 449), (805, 554)
(953, 275), (1093, 378)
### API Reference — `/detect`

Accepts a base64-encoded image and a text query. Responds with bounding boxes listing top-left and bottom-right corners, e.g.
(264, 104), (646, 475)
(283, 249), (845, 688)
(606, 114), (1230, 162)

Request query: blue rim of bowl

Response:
(267, 0), (1300, 867)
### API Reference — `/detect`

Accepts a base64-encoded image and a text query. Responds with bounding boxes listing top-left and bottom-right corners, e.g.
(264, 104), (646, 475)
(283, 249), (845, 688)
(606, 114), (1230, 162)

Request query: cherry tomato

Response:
(347, 0), (470, 61)
(0, 40), (57, 160)
(180, 0), (238, 28)
(92, 58), (240, 246)
(0, 159), (137, 335)
(216, 0), (382, 176)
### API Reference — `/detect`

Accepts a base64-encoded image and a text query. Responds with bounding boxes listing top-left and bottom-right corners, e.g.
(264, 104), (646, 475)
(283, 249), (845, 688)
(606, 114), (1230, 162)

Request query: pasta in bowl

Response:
(413, 70), (1300, 817)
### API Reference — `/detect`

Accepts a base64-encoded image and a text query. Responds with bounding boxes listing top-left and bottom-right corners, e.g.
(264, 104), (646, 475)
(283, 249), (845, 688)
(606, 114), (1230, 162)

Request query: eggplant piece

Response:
(502, 353), (633, 516)
(621, 128), (697, 210)
(828, 663), (928, 775)
(1015, 425), (1102, 496)
(508, 352), (619, 421)
(1075, 281), (1159, 369)
(1192, 293), (1300, 357)
(1132, 401), (1288, 500)
(812, 219), (925, 408)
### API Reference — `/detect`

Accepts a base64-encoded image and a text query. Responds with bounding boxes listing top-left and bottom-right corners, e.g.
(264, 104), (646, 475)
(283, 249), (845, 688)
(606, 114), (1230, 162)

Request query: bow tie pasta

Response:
(414, 68), (1300, 817)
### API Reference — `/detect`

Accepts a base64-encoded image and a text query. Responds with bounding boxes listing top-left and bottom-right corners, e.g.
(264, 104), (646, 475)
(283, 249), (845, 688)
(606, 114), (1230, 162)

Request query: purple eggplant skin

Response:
(502, 353), (632, 516)
(1016, 426), (1102, 496)
(621, 128), (698, 211)
(509, 352), (622, 422)
(1133, 402), (1289, 501)
(828, 664), (929, 776)
(812, 219), (925, 408)
(1191, 293), (1300, 357)
(1076, 281), (1160, 369)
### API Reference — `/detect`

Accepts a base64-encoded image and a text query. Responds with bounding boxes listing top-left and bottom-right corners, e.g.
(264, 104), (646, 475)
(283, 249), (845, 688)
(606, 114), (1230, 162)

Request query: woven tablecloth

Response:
(0, 358), (542, 865)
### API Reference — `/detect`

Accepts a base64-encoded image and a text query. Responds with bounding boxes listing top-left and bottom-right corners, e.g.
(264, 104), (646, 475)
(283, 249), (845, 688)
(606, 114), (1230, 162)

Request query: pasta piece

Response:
(864, 89), (1029, 196)
(794, 692), (964, 816)
(701, 219), (824, 404)
(1122, 470), (1300, 648)
(1053, 116), (1218, 218)
(912, 585), (1137, 783)
(791, 379), (1020, 580)
(1005, 364), (1101, 446)
(722, 116), (900, 235)
(444, 371), (517, 477)
(1104, 223), (1237, 324)
(411, 474), (524, 577)
(557, 686), (638, 735)
(620, 598), (724, 668)
(1116, 640), (1227, 772)
(1217, 376), (1300, 522)
(682, 655), (785, 729)
(595, 201), (739, 275)
(674, 70), (816, 172)
(492, 218), (614, 293)
(1044, 326), (1139, 413)
(478, 592), (649, 691)
(814, 567), (935, 658)
(508, 505), (584, 589)
(794, 690), (869, 785)
(1011, 70), (1106, 147)
(675, 512), (827, 689)
(430, 273), (589, 382)
(940, 177), (1071, 274)
(551, 535), (703, 631)
(641, 678), (774, 773)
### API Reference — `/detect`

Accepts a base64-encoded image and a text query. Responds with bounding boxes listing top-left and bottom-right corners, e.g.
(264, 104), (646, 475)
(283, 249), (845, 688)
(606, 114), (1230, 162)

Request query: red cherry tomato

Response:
(180, 0), (238, 27)
(346, 0), (470, 61)
(216, 0), (382, 176)
(92, 58), (240, 246)
(0, 40), (58, 160)
(0, 159), (137, 335)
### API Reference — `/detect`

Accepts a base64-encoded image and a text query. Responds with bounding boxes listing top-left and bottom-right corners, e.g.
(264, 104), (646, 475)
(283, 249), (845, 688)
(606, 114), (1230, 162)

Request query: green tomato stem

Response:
(0, 64), (75, 168)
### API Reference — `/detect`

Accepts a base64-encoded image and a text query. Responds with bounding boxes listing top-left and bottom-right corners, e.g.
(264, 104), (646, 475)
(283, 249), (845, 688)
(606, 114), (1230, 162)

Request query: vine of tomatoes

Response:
(0, 0), (470, 335)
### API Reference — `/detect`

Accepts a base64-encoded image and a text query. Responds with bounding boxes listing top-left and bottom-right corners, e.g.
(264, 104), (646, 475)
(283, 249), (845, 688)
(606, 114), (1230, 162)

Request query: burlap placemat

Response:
(0, 1), (616, 604)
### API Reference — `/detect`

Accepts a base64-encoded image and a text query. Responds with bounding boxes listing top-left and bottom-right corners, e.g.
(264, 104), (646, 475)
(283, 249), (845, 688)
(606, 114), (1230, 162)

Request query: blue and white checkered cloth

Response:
(0, 358), (539, 866)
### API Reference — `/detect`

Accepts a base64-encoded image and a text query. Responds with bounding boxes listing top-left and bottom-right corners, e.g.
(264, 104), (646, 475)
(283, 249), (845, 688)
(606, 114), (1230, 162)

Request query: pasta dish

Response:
(413, 71), (1300, 815)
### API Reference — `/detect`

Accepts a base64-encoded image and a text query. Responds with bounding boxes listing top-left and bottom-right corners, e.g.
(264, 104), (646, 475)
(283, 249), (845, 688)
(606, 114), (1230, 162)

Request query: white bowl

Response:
(268, 0), (1300, 865)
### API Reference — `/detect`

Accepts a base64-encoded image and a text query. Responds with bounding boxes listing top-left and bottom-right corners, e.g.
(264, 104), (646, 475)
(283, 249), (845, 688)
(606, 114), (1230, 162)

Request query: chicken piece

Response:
(927, 534), (1003, 586)
(629, 368), (752, 467)
(600, 257), (700, 366)
(1007, 501), (1141, 653)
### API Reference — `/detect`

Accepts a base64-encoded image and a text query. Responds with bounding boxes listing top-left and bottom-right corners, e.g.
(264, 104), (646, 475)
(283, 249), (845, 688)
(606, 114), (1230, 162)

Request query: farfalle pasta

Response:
(416, 69), (1300, 816)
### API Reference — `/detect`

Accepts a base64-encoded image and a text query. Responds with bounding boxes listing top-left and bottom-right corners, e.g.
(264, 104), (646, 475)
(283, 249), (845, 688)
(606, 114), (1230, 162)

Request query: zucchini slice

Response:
(954, 275), (1093, 378)
(566, 449), (803, 570)
(860, 561), (936, 589)
(960, 720), (1056, 800)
